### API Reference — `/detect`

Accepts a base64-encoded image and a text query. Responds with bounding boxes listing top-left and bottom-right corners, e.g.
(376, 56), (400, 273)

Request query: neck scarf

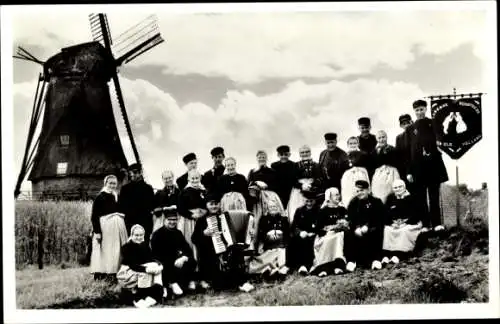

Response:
(101, 187), (118, 202)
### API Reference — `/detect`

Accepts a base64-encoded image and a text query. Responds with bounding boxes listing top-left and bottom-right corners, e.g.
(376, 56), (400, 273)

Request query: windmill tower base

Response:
(31, 176), (116, 201)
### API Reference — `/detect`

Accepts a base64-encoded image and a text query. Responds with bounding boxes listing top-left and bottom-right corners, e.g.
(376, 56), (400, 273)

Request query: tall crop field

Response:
(15, 201), (92, 268)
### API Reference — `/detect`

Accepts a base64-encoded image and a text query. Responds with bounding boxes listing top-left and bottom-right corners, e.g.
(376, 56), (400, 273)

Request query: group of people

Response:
(89, 99), (449, 308)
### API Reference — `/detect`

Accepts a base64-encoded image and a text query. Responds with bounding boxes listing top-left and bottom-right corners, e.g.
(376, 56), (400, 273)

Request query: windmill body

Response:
(28, 42), (128, 200)
(15, 13), (165, 200)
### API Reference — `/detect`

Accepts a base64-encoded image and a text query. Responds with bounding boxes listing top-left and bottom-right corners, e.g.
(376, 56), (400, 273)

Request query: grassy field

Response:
(14, 184), (489, 308)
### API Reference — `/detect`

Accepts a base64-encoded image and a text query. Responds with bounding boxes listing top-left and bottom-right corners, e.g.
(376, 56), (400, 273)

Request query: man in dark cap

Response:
(151, 208), (197, 297)
(395, 114), (413, 183)
(118, 163), (155, 244)
(176, 153), (198, 190)
(318, 133), (349, 191)
(287, 190), (320, 274)
(202, 147), (226, 196)
(343, 180), (386, 272)
(271, 145), (297, 209)
(406, 99), (448, 233)
(357, 117), (377, 154)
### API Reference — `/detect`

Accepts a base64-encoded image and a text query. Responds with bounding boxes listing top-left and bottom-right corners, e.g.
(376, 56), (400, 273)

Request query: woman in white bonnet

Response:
(381, 179), (423, 265)
(90, 174), (128, 282)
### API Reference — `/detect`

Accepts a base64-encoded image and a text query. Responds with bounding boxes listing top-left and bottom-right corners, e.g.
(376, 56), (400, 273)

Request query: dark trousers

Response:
(412, 182), (442, 228)
(344, 230), (383, 267)
(287, 236), (315, 270)
(197, 246), (247, 290)
(162, 259), (196, 288)
(134, 284), (163, 303)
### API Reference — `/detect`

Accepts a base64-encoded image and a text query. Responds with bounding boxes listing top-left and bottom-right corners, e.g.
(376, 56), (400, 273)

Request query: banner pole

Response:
(455, 161), (461, 228)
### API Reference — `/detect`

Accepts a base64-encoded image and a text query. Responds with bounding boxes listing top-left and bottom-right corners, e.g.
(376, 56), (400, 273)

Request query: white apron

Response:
(372, 165), (400, 204)
(341, 167), (370, 208)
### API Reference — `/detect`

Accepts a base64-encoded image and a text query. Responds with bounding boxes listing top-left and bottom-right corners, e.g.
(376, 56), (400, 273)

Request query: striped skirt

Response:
(383, 224), (422, 252)
(310, 231), (345, 273)
(116, 263), (163, 289)
(248, 248), (287, 274)
(372, 165), (400, 204)
(90, 213), (128, 274)
(221, 192), (247, 212)
(341, 167), (370, 208)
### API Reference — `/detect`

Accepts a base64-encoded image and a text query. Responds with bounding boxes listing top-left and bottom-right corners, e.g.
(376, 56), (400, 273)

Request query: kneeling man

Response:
(151, 209), (196, 297)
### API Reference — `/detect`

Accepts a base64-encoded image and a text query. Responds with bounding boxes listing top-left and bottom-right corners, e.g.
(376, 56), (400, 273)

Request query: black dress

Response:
(318, 147), (349, 191)
(317, 206), (348, 236)
(344, 195), (386, 267)
(270, 160), (297, 209)
(287, 205), (320, 270)
(248, 166), (278, 193)
(216, 173), (249, 207)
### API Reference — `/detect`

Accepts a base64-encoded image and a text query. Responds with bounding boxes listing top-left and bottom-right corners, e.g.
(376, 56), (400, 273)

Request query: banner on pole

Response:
(430, 95), (483, 160)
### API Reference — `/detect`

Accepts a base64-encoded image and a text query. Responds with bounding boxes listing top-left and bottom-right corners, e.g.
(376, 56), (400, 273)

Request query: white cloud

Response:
(11, 9), (489, 83)
(14, 76), (489, 191)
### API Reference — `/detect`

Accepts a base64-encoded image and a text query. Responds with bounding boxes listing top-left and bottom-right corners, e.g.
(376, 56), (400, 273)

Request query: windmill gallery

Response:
(14, 14), (164, 200)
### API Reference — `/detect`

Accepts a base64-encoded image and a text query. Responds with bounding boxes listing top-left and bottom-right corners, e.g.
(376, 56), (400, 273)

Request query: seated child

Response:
(309, 187), (349, 277)
(117, 224), (163, 308)
(248, 202), (290, 280)
(382, 180), (423, 265)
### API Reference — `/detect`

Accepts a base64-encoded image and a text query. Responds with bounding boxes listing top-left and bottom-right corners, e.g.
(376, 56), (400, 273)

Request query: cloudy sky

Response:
(9, 3), (496, 191)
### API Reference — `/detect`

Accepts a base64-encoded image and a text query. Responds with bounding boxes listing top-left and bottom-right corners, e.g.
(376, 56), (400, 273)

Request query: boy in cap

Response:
(287, 190), (321, 275)
(271, 145), (297, 209)
(202, 147), (226, 196)
(191, 192), (255, 293)
(395, 114), (413, 183)
(318, 133), (349, 191)
(357, 117), (377, 154)
(118, 163), (155, 244)
(406, 100), (448, 233)
(344, 180), (386, 272)
(151, 208), (197, 297)
(176, 153), (198, 190)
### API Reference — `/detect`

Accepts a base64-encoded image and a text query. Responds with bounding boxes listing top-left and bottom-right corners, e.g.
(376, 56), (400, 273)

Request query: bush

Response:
(15, 201), (92, 268)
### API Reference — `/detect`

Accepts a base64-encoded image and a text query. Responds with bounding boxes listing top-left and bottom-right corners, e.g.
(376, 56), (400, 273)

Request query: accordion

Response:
(206, 211), (254, 255)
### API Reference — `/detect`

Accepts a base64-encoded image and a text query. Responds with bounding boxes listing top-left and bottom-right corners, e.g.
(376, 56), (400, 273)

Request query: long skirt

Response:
(310, 231), (345, 274)
(341, 167), (370, 208)
(383, 224), (422, 252)
(251, 190), (285, 248)
(177, 216), (198, 262)
(248, 248), (286, 274)
(221, 192), (247, 212)
(286, 179), (314, 224)
(116, 264), (163, 289)
(372, 165), (400, 203)
(90, 213), (128, 274)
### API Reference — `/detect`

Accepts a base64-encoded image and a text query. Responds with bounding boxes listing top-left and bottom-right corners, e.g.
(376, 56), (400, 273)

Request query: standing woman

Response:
(152, 170), (181, 234)
(340, 136), (371, 208)
(247, 150), (285, 249)
(90, 175), (128, 281)
(217, 157), (249, 212)
(177, 170), (208, 262)
(287, 145), (323, 224)
(371, 130), (401, 203)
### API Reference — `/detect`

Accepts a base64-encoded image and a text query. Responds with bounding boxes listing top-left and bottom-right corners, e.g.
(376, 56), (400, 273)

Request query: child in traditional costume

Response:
(371, 130), (401, 203)
(192, 192), (255, 292)
(152, 170), (181, 234)
(344, 180), (386, 272)
(217, 157), (249, 212)
(340, 136), (371, 208)
(309, 187), (349, 277)
(381, 180), (423, 265)
(90, 175), (128, 282)
(287, 145), (323, 224)
(151, 209), (196, 297)
(248, 202), (290, 280)
(117, 224), (163, 308)
(288, 190), (320, 275)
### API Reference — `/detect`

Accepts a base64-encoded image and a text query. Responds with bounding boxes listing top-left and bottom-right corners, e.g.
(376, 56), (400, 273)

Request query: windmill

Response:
(14, 13), (164, 200)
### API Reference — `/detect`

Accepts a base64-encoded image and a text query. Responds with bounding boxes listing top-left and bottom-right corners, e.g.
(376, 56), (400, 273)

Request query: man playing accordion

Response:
(191, 192), (255, 293)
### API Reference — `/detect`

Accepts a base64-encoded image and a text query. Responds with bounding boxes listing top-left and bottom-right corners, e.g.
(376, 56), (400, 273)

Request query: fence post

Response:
(37, 225), (45, 270)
